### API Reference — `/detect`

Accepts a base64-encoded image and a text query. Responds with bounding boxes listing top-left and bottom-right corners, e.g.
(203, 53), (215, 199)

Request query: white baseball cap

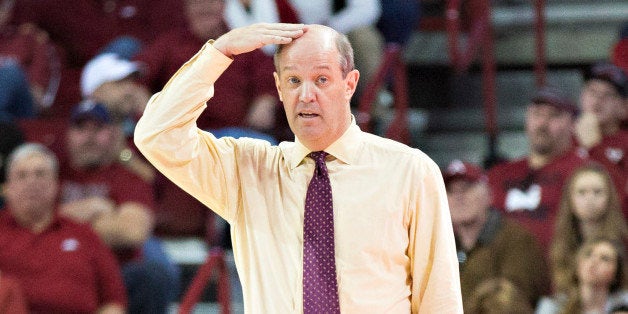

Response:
(80, 53), (141, 97)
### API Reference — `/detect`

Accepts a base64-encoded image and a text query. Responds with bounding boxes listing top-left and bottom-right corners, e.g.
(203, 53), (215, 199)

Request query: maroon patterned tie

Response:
(303, 151), (341, 313)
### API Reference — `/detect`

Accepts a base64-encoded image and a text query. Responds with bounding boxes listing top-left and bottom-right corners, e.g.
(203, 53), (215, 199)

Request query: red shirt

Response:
(586, 130), (628, 218)
(0, 210), (127, 313)
(0, 25), (56, 92)
(12, 0), (186, 68)
(58, 159), (155, 262)
(134, 27), (278, 131)
(487, 149), (588, 252)
(58, 161), (154, 209)
(586, 130), (628, 177)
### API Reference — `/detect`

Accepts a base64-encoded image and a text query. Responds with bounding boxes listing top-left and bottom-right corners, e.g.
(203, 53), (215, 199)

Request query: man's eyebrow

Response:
(282, 64), (333, 72)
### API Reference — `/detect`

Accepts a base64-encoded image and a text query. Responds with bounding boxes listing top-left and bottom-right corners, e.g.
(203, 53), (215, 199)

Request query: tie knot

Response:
(309, 151), (328, 166)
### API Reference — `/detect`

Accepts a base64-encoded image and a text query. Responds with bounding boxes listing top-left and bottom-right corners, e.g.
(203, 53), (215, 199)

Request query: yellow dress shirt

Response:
(135, 42), (462, 313)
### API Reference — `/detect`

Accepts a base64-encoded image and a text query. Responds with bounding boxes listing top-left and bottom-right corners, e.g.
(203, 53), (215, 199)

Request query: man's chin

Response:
(77, 158), (104, 169)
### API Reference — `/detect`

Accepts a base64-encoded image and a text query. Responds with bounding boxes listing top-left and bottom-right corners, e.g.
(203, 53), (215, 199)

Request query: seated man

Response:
(487, 86), (588, 252)
(444, 159), (550, 310)
(58, 101), (174, 313)
(0, 142), (126, 313)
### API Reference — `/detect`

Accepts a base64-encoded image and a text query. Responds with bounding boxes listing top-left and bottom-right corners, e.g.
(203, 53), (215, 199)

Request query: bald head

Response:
(274, 24), (354, 77)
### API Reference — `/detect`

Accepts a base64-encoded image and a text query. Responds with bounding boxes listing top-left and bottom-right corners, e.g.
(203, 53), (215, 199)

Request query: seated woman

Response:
(537, 237), (628, 314)
(550, 163), (628, 294)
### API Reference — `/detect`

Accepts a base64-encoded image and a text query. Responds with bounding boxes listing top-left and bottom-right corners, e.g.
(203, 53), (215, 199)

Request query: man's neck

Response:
(455, 213), (488, 251)
(528, 147), (570, 170)
(16, 210), (54, 234)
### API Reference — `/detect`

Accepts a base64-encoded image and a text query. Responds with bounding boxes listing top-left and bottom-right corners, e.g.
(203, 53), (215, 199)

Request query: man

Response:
(80, 52), (155, 183)
(0, 142), (126, 313)
(81, 52), (150, 125)
(443, 159), (549, 310)
(1, 0), (59, 116)
(575, 62), (628, 215)
(487, 85), (588, 252)
(59, 101), (173, 314)
(135, 23), (462, 312)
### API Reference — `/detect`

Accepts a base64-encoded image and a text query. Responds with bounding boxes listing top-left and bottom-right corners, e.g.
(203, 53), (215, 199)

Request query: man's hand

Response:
(213, 23), (305, 58)
(574, 111), (602, 149)
(60, 197), (116, 223)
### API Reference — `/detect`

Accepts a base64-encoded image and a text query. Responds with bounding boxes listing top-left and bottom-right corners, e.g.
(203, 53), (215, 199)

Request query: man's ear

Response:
(345, 69), (360, 99)
(273, 72), (283, 102)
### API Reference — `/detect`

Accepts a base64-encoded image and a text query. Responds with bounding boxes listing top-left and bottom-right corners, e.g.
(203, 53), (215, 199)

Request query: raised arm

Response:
(134, 23), (304, 221)
(212, 23), (304, 58)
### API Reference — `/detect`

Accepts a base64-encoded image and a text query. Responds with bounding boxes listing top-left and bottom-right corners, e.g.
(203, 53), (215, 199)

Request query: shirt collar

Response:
(1, 207), (63, 232)
(285, 115), (364, 169)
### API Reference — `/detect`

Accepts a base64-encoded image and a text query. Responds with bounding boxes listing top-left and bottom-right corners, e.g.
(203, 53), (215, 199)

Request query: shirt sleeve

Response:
(408, 157), (463, 313)
(134, 42), (244, 223)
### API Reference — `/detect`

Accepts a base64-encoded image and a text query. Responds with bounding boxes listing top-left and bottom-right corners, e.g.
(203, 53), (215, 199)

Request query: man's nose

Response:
(298, 82), (315, 103)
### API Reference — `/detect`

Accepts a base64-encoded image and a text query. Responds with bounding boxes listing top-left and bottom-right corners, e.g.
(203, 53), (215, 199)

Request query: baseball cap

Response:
(584, 62), (627, 98)
(70, 100), (112, 125)
(442, 159), (487, 185)
(80, 53), (141, 97)
(531, 85), (579, 116)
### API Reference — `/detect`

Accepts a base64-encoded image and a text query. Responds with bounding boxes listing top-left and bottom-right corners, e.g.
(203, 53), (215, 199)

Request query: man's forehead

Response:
(10, 154), (51, 172)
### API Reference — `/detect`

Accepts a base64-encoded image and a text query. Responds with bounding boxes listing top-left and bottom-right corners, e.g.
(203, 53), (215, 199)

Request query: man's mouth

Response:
(298, 113), (319, 118)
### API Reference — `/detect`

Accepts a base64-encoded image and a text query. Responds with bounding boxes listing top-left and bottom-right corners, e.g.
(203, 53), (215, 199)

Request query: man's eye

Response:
(288, 77), (300, 84)
(317, 77), (328, 84)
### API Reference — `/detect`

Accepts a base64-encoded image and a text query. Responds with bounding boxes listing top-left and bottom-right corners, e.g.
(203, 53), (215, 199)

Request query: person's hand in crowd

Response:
(574, 111), (602, 149)
(213, 23), (305, 58)
(59, 196), (116, 224)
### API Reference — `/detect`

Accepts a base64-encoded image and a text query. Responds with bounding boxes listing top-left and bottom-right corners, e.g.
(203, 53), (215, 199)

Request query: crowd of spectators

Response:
(0, 0), (627, 312)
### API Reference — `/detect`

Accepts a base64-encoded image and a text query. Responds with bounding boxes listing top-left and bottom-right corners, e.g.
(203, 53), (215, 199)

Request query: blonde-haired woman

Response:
(550, 163), (628, 294)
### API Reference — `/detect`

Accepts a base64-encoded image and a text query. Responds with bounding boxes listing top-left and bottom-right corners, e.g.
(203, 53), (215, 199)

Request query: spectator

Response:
(576, 63), (627, 153)
(575, 62), (628, 212)
(0, 0), (60, 117)
(536, 237), (628, 314)
(444, 159), (549, 309)
(550, 163), (628, 294)
(223, 0), (300, 55)
(58, 101), (173, 314)
(0, 0), (49, 122)
(80, 52), (155, 183)
(81, 52), (150, 125)
(465, 278), (534, 314)
(487, 85), (588, 252)
(11, 0), (185, 68)
(0, 142), (126, 313)
(134, 0), (281, 142)
(10, 0), (186, 118)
